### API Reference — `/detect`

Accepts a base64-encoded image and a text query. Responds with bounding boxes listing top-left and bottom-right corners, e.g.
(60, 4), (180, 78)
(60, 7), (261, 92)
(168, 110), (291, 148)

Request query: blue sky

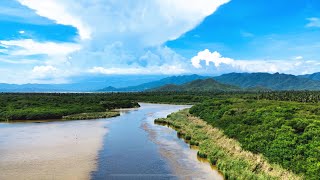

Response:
(0, 0), (320, 84)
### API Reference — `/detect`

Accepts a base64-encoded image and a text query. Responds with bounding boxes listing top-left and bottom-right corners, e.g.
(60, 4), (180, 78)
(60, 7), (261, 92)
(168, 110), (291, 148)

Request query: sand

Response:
(0, 119), (109, 180)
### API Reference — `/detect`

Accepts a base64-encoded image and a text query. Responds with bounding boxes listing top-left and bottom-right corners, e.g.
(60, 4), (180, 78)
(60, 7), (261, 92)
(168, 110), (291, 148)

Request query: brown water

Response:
(0, 103), (223, 180)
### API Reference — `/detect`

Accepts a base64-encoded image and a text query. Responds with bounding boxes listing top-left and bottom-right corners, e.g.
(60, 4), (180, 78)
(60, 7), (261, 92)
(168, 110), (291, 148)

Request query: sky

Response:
(0, 0), (320, 84)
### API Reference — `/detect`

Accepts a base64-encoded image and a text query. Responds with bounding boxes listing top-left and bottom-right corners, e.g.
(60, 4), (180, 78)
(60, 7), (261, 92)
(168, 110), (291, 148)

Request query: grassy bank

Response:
(62, 111), (120, 120)
(155, 109), (301, 180)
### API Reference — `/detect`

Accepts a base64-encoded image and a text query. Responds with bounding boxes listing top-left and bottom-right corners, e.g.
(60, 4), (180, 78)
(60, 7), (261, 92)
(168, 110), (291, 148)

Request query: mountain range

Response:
(2, 72), (320, 92)
(100, 72), (320, 92)
(214, 72), (320, 90)
(98, 74), (207, 92)
(0, 75), (165, 92)
(151, 78), (241, 92)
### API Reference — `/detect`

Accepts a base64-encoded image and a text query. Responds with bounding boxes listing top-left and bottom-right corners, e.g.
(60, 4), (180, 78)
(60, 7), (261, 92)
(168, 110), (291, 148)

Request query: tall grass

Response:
(62, 111), (120, 120)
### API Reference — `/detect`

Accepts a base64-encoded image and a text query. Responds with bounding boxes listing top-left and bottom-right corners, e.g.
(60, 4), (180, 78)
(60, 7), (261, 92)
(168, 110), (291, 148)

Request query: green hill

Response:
(98, 74), (207, 92)
(151, 78), (241, 92)
(215, 72), (320, 90)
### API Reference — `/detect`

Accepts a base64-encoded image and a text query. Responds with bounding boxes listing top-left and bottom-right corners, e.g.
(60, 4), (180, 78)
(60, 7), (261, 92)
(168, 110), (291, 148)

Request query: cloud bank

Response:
(0, 0), (229, 83)
(191, 49), (320, 75)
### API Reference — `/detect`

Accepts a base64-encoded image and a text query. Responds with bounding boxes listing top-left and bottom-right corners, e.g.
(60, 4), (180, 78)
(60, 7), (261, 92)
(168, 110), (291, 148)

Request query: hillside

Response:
(0, 75), (165, 92)
(99, 74), (207, 92)
(214, 72), (320, 90)
(299, 72), (320, 81)
(151, 78), (241, 92)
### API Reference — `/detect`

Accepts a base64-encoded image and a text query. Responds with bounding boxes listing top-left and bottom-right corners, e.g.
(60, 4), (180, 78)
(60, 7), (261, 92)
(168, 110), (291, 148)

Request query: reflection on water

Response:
(0, 103), (223, 180)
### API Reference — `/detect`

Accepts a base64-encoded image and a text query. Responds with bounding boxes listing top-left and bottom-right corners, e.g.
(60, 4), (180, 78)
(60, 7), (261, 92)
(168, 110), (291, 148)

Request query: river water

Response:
(0, 103), (223, 180)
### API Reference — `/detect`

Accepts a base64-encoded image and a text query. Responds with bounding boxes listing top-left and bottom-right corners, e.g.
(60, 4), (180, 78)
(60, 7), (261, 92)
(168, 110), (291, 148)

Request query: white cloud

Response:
(191, 49), (320, 75)
(19, 30), (25, 34)
(306, 17), (320, 28)
(2, 0), (230, 83)
(0, 58), (40, 64)
(191, 49), (234, 68)
(0, 39), (81, 83)
(295, 56), (303, 60)
(0, 39), (81, 56)
(20, 0), (229, 44)
(30, 65), (76, 83)
(17, 0), (91, 40)
(16, 0), (229, 64)
(32, 65), (57, 76)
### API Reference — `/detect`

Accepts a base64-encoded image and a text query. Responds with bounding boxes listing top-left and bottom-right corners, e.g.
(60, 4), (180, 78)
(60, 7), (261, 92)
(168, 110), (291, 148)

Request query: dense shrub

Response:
(190, 98), (320, 179)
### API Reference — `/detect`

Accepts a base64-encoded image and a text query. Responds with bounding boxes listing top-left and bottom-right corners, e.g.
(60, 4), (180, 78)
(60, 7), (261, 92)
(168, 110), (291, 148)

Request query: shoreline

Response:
(155, 109), (302, 180)
(0, 111), (120, 123)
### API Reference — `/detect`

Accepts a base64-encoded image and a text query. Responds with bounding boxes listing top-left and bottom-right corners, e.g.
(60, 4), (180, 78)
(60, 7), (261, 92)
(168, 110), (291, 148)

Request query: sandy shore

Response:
(0, 119), (109, 180)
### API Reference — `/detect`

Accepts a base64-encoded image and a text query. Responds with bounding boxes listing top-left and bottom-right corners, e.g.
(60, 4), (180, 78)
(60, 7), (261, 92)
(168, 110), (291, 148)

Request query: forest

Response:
(0, 93), (140, 121)
(190, 97), (320, 179)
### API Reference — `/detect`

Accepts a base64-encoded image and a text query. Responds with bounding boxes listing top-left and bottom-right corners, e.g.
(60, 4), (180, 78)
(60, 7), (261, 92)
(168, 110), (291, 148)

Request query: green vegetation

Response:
(190, 98), (320, 179)
(62, 111), (120, 120)
(256, 91), (320, 103)
(155, 110), (301, 180)
(0, 93), (140, 121)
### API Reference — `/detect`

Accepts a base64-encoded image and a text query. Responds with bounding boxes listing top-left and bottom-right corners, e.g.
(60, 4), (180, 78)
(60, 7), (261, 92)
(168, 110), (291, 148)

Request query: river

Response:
(0, 103), (223, 180)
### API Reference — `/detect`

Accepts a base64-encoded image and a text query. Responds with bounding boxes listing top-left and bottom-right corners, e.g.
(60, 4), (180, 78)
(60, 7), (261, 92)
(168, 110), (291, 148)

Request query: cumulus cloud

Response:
(15, 0), (229, 78)
(18, 0), (229, 44)
(0, 39), (81, 83)
(191, 49), (320, 75)
(191, 49), (234, 68)
(0, 0), (231, 83)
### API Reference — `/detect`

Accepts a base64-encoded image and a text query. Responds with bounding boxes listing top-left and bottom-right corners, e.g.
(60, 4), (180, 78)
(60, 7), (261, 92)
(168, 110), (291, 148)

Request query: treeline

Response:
(256, 91), (320, 103)
(0, 93), (140, 121)
(0, 92), (251, 121)
(190, 98), (320, 179)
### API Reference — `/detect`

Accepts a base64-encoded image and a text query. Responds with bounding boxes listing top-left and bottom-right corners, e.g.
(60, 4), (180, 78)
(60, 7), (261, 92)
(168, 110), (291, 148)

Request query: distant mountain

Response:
(299, 72), (320, 81)
(0, 75), (166, 92)
(98, 74), (207, 92)
(151, 78), (241, 92)
(214, 72), (320, 90)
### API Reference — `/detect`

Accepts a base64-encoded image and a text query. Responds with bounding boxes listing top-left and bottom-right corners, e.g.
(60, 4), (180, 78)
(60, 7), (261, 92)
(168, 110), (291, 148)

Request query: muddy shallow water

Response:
(0, 103), (223, 180)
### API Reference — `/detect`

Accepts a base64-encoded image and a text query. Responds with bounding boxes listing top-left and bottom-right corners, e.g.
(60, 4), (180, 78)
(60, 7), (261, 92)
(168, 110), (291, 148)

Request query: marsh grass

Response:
(62, 111), (120, 120)
(155, 109), (302, 180)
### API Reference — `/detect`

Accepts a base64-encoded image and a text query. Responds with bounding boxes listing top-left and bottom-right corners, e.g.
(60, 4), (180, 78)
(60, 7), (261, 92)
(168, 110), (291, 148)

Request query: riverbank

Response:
(62, 111), (120, 120)
(155, 109), (302, 180)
